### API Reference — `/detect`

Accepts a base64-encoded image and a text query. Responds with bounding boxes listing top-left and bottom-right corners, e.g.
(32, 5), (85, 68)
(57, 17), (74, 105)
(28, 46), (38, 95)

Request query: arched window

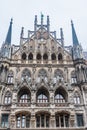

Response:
(36, 87), (49, 103)
(38, 69), (47, 81)
(16, 113), (30, 128)
(7, 71), (14, 83)
(56, 113), (70, 127)
(55, 87), (67, 103)
(37, 94), (48, 103)
(51, 53), (56, 60)
(37, 53), (41, 60)
(22, 53), (26, 60)
(55, 94), (65, 103)
(4, 91), (11, 105)
(28, 53), (33, 60)
(74, 92), (81, 104)
(18, 88), (31, 104)
(43, 53), (48, 60)
(71, 71), (77, 84)
(54, 69), (64, 82)
(36, 113), (50, 127)
(21, 69), (31, 81)
(58, 53), (63, 61)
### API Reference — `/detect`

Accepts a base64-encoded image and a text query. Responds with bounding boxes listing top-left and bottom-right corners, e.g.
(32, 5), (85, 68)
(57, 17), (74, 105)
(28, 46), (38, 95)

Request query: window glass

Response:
(76, 114), (84, 127)
(1, 114), (9, 128)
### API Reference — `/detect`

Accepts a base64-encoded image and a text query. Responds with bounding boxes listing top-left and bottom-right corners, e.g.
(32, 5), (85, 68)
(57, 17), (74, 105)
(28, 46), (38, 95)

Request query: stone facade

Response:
(0, 15), (87, 130)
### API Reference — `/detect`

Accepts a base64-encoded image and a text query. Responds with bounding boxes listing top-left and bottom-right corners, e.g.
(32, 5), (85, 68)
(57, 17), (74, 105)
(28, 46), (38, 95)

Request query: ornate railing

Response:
(55, 102), (69, 107)
(36, 102), (50, 107)
(17, 102), (31, 107)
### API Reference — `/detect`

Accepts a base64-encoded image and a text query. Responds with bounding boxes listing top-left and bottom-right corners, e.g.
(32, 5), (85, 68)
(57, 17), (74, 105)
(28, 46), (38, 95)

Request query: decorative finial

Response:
(10, 18), (13, 24)
(41, 12), (44, 26)
(21, 27), (24, 38)
(35, 15), (37, 25)
(60, 28), (64, 47)
(71, 20), (73, 25)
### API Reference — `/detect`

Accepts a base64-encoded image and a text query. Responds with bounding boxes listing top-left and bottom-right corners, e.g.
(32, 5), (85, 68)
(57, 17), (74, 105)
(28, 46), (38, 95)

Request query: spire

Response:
(71, 20), (79, 46)
(5, 18), (13, 45)
(71, 20), (83, 60)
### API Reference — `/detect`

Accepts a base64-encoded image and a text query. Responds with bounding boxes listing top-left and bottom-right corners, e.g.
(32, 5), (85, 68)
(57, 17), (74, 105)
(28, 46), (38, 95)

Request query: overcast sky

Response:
(0, 0), (87, 50)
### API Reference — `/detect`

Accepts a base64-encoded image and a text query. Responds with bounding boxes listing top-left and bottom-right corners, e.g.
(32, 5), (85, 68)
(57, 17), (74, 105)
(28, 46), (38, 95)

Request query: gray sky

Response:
(0, 0), (87, 50)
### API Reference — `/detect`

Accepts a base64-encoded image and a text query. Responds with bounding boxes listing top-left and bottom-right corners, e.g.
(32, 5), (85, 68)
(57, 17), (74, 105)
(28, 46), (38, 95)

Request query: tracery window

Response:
(22, 52), (26, 60)
(55, 94), (65, 103)
(36, 88), (49, 103)
(37, 53), (41, 60)
(36, 113), (50, 127)
(58, 53), (63, 61)
(37, 69), (48, 82)
(37, 94), (48, 103)
(4, 91), (11, 105)
(51, 53), (56, 60)
(7, 71), (14, 83)
(56, 113), (69, 127)
(28, 53), (33, 60)
(74, 92), (81, 104)
(18, 88), (31, 104)
(54, 87), (67, 103)
(21, 69), (31, 81)
(43, 53), (48, 60)
(71, 71), (77, 84)
(16, 113), (30, 128)
(19, 94), (30, 103)
(54, 69), (64, 82)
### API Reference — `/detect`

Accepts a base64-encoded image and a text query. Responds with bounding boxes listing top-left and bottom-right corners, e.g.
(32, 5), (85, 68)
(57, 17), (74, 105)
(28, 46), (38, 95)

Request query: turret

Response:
(71, 21), (86, 84)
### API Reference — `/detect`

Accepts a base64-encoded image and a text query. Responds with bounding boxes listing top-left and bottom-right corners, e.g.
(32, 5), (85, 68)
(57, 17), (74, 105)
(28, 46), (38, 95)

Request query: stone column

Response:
(10, 114), (16, 128)
(70, 113), (75, 127)
(0, 114), (1, 128)
(50, 114), (55, 128)
(30, 114), (36, 128)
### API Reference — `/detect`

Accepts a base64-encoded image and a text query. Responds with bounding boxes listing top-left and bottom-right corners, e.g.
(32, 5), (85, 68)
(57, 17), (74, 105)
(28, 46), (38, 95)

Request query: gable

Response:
(12, 28), (72, 63)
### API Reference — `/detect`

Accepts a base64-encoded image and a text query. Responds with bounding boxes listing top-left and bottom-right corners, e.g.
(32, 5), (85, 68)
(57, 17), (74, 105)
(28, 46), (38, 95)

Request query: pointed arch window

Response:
(28, 53), (33, 60)
(18, 88), (31, 104)
(71, 71), (77, 84)
(7, 71), (14, 83)
(43, 53), (48, 60)
(55, 94), (65, 103)
(54, 69), (64, 82)
(38, 69), (48, 82)
(58, 53), (63, 61)
(37, 53), (41, 60)
(51, 53), (56, 60)
(22, 53), (26, 60)
(21, 69), (31, 81)
(74, 92), (81, 104)
(4, 91), (11, 105)
(55, 87), (68, 104)
(36, 88), (49, 103)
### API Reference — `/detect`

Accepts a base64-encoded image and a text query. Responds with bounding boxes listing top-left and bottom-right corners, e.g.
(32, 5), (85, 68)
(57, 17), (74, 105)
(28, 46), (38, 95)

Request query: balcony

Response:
(17, 102), (31, 107)
(36, 102), (50, 107)
(55, 102), (69, 107)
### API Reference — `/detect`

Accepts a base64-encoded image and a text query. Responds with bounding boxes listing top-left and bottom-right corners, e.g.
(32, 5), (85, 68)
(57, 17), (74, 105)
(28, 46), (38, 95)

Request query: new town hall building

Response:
(0, 15), (87, 130)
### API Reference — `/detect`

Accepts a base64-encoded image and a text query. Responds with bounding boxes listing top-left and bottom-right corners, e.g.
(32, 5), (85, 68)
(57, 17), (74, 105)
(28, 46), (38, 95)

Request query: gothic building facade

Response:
(0, 15), (87, 130)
